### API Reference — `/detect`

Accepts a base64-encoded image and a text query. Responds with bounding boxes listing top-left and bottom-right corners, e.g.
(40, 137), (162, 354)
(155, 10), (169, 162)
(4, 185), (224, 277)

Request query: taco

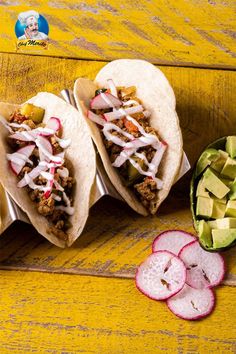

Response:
(74, 59), (183, 216)
(0, 92), (96, 247)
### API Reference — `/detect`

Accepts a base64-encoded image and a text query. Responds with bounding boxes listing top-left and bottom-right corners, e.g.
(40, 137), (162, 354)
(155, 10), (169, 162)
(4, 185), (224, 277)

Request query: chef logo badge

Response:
(15, 10), (49, 51)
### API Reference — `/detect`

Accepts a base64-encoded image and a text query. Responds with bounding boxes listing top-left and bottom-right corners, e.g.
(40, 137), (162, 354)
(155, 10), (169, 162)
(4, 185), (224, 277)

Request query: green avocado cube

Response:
(207, 220), (217, 229)
(195, 148), (220, 176)
(226, 136), (236, 159)
(228, 178), (236, 200)
(203, 168), (230, 199)
(196, 178), (210, 198)
(198, 220), (213, 248)
(211, 150), (229, 173)
(212, 217), (236, 229)
(20, 103), (45, 123)
(211, 196), (227, 204)
(196, 196), (213, 219)
(211, 200), (226, 219)
(221, 157), (236, 179)
(225, 200), (236, 217)
(212, 228), (236, 248)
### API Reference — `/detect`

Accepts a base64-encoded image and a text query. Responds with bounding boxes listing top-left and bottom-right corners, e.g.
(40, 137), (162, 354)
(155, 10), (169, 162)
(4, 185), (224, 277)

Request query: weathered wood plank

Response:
(1, 195), (236, 286)
(0, 1), (235, 68)
(0, 270), (235, 353)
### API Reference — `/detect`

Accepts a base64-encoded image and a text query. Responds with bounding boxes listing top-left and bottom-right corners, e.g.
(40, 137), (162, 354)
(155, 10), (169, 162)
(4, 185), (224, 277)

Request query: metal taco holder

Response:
(0, 89), (190, 235)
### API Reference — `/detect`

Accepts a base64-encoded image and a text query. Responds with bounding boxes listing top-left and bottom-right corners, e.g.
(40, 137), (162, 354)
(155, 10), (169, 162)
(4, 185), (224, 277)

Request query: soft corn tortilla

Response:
(0, 92), (96, 247)
(74, 59), (183, 216)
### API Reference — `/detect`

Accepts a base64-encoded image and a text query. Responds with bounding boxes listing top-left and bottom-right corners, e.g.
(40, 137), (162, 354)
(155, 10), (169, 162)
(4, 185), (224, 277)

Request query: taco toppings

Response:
(87, 80), (167, 214)
(1, 103), (75, 240)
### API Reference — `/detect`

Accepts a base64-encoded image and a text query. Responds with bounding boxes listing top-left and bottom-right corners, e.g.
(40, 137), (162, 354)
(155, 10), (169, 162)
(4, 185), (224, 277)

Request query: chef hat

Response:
(18, 10), (39, 26)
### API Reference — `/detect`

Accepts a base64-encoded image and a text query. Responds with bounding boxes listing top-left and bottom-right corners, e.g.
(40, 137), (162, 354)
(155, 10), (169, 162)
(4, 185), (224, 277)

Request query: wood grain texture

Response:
(0, 270), (235, 353)
(1, 195), (236, 286)
(0, 0), (235, 68)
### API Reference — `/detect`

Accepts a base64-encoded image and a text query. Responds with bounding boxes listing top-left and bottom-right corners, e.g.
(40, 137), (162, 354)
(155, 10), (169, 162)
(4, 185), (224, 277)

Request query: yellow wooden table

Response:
(0, 1), (236, 353)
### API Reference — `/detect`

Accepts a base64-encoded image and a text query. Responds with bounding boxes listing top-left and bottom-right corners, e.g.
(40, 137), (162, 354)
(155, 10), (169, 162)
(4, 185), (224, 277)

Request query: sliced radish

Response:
(18, 164), (48, 188)
(179, 241), (225, 289)
(37, 127), (55, 137)
(46, 117), (61, 132)
(35, 136), (53, 162)
(90, 92), (122, 110)
(167, 284), (215, 320)
(135, 251), (186, 301)
(8, 144), (35, 175)
(103, 105), (143, 121)
(9, 130), (37, 142)
(87, 110), (105, 126)
(152, 230), (196, 256)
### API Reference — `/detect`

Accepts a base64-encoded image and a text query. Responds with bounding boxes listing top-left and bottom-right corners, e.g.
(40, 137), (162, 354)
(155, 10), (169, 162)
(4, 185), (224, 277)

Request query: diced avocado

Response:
(195, 148), (220, 176)
(212, 228), (236, 248)
(211, 150), (228, 173)
(20, 103), (45, 123)
(203, 168), (230, 199)
(210, 217), (236, 229)
(228, 178), (236, 200)
(220, 177), (233, 187)
(221, 157), (236, 179)
(211, 200), (226, 219)
(211, 195), (227, 204)
(198, 220), (213, 248)
(127, 156), (144, 185)
(196, 178), (210, 198)
(225, 200), (236, 217)
(196, 196), (213, 219)
(226, 136), (236, 158)
(208, 220), (218, 229)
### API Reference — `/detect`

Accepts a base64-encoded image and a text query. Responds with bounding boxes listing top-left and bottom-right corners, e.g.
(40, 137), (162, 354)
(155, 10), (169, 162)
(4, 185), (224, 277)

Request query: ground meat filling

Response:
(7, 110), (75, 240)
(93, 86), (161, 214)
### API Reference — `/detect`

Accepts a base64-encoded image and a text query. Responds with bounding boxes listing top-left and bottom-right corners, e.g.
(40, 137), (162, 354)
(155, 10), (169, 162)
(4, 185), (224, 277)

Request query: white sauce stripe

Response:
(4, 115), (74, 215)
(92, 81), (167, 190)
(104, 105), (143, 121)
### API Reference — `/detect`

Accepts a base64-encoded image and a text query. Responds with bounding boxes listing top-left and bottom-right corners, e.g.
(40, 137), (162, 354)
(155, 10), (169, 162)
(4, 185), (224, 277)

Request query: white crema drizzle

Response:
(4, 118), (74, 215)
(98, 90), (166, 188)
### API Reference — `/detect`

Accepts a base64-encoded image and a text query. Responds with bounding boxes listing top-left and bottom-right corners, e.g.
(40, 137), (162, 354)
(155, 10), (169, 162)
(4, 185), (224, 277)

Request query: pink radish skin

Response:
(167, 284), (215, 320)
(9, 144), (35, 175)
(152, 230), (196, 256)
(179, 241), (225, 289)
(135, 251), (186, 301)
(90, 92), (122, 110)
(46, 117), (61, 131)
(87, 110), (106, 126)
(36, 136), (53, 162)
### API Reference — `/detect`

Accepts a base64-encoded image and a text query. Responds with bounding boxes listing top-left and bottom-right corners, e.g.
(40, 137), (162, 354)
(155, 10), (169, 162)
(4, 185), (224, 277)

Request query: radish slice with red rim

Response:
(179, 241), (225, 289)
(90, 92), (122, 110)
(9, 131), (37, 142)
(46, 117), (61, 132)
(152, 230), (196, 256)
(8, 144), (35, 175)
(87, 110), (105, 126)
(135, 251), (186, 301)
(167, 284), (215, 320)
